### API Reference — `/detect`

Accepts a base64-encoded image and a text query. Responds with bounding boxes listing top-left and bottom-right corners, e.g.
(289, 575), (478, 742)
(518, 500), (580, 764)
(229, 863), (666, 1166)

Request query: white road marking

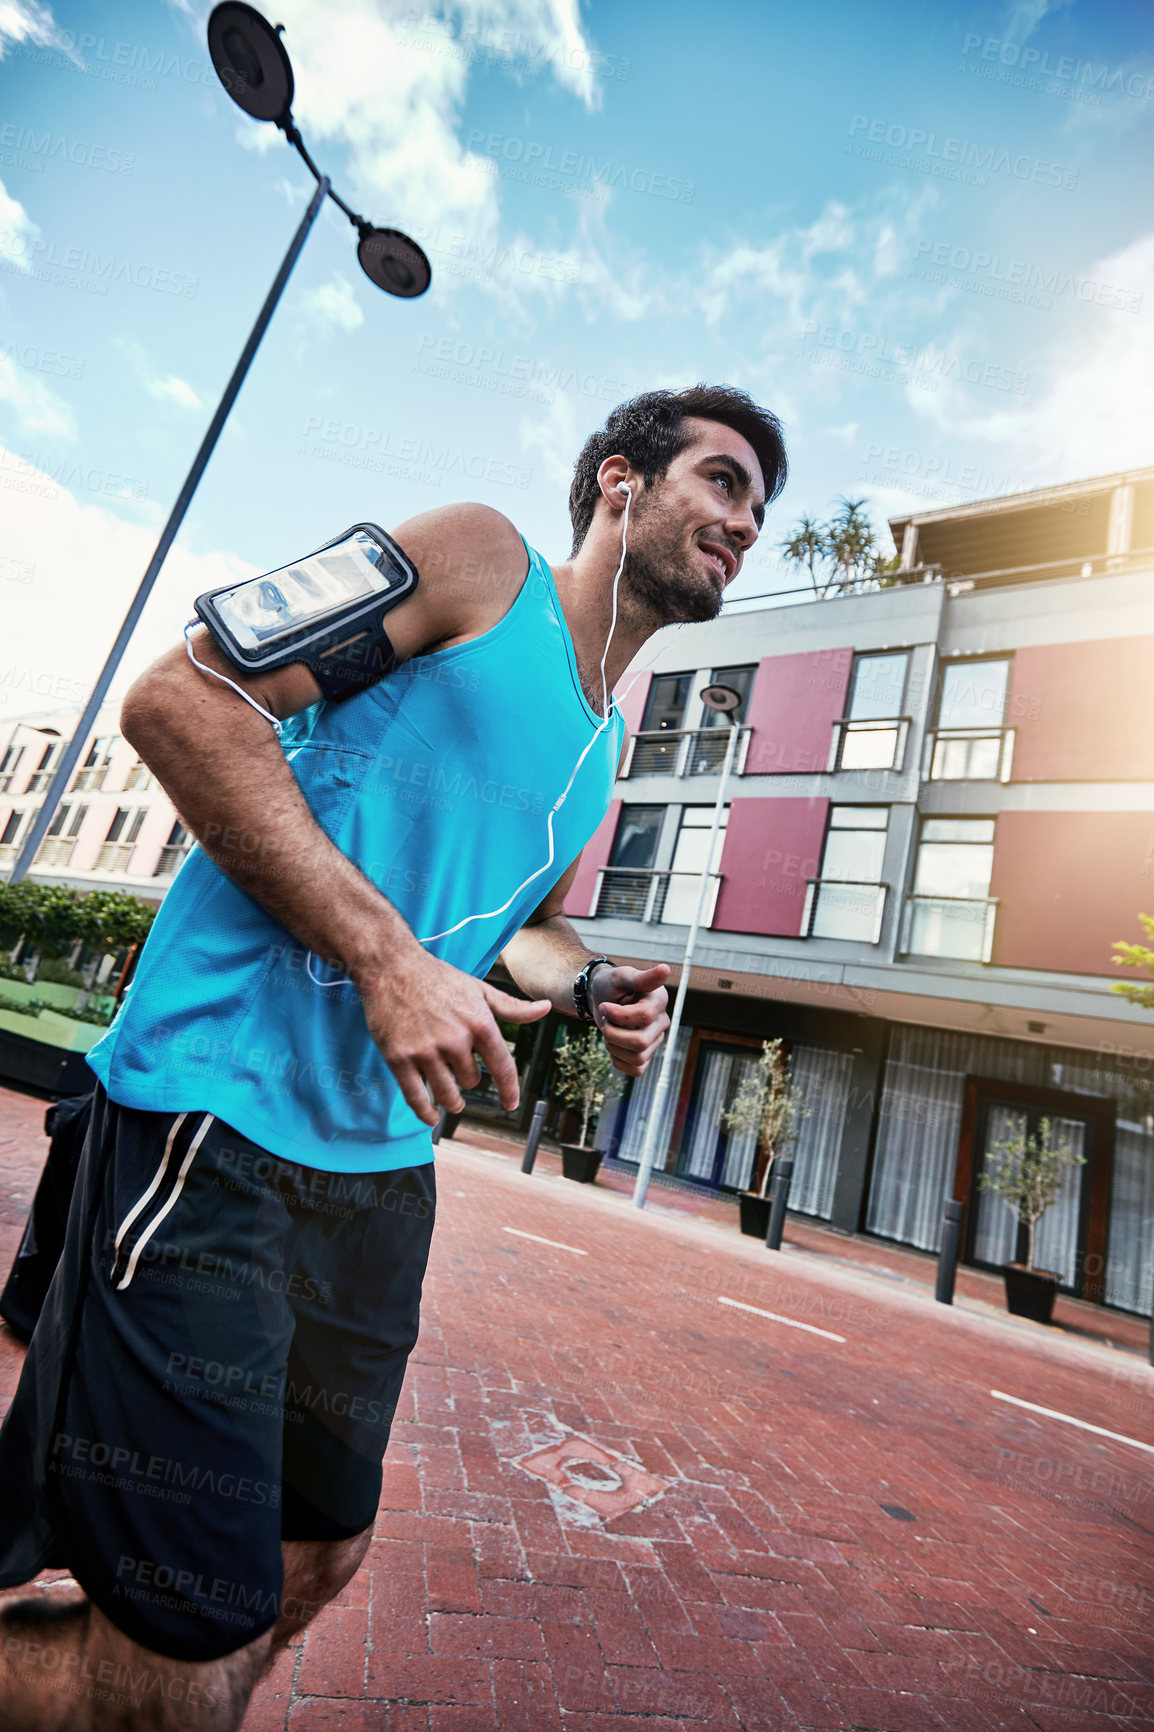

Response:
(990, 1389), (1154, 1456)
(504, 1227), (588, 1255)
(718, 1295), (846, 1342)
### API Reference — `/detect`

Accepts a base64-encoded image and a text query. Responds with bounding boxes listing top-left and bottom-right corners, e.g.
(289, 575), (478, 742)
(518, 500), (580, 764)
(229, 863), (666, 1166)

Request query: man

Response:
(0, 384), (786, 1729)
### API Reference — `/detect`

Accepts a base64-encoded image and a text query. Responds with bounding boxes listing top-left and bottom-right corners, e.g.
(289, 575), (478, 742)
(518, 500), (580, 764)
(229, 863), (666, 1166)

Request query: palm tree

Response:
(825, 497), (877, 593)
(779, 515), (830, 595)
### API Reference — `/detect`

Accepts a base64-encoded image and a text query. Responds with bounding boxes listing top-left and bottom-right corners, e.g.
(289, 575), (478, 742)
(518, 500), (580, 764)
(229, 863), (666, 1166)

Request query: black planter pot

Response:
(1004, 1263), (1060, 1323)
(560, 1144), (602, 1184)
(739, 1192), (772, 1238)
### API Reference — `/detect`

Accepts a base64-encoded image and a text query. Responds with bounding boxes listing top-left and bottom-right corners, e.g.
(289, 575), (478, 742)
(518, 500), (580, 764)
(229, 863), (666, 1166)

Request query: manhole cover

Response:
(517, 1432), (668, 1518)
(880, 1503), (916, 1522)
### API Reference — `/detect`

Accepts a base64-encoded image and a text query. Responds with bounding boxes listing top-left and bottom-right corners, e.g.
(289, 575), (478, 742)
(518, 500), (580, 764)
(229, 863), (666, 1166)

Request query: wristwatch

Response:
(573, 956), (614, 1024)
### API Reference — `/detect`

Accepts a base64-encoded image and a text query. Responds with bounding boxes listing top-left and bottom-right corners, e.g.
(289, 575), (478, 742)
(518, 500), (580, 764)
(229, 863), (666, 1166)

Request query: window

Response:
(105, 808), (131, 843)
(631, 674), (694, 776)
(45, 803), (72, 839)
(0, 810), (22, 846)
(642, 674), (692, 734)
(689, 665), (756, 775)
(596, 806), (665, 918)
(906, 817), (996, 961)
(27, 742), (59, 792)
(0, 744), (24, 792)
(661, 805), (728, 925)
(73, 735), (118, 790)
(155, 821), (192, 877)
(700, 665), (756, 726)
(805, 807), (889, 941)
(930, 659), (1012, 780)
(610, 807), (663, 869)
(834, 652), (910, 771)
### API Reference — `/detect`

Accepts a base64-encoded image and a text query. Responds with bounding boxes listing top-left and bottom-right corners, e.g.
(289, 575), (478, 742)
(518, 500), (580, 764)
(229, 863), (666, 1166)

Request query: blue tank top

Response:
(87, 542), (624, 1173)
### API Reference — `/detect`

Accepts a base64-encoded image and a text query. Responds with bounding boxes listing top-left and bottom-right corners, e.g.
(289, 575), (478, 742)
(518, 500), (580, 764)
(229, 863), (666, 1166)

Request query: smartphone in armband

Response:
(194, 523), (419, 702)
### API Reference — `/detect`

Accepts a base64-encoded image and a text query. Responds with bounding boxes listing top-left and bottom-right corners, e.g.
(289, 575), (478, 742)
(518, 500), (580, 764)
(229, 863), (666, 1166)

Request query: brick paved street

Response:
(2, 1086), (1153, 1729)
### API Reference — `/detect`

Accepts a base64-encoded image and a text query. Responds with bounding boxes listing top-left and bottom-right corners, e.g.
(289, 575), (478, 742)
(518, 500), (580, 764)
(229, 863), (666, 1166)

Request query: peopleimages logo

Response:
(961, 34), (1154, 101)
(847, 116), (1077, 189)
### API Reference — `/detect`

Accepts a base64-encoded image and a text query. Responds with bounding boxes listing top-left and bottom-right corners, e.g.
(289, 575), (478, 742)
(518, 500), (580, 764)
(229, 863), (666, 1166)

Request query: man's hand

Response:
(589, 963), (670, 1077)
(357, 945), (550, 1127)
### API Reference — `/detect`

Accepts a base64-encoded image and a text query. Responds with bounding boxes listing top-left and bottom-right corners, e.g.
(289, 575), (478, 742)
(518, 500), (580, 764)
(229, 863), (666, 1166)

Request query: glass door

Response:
(675, 1042), (762, 1190)
(968, 1097), (1090, 1287)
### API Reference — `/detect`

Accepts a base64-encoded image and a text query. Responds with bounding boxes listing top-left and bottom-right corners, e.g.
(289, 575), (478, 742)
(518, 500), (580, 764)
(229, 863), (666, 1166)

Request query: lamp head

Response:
(208, 2), (294, 125)
(356, 227), (432, 298)
(700, 683), (742, 715)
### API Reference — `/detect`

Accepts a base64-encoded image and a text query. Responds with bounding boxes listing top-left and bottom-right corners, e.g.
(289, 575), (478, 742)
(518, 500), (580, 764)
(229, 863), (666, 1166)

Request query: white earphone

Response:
(240, 477), (659, 987)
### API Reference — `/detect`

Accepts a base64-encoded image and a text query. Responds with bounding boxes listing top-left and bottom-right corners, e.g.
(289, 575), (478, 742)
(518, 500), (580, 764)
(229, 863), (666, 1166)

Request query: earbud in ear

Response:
(616, 481), (631, 496)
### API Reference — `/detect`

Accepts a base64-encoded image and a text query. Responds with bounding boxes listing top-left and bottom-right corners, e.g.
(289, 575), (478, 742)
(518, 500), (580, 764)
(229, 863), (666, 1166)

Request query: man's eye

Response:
(714, 473), (732, 491)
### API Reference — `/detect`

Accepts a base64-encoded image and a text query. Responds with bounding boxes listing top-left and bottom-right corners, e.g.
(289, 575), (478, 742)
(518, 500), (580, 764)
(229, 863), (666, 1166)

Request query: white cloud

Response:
(912, 231), (1154, 484)
(0, 443), (256, 718)
(0, 172), (38, 273)
(204, 0), (600, 251)
(301, 273), (365, 335)
(0, 0), (59, 57)
(148, 374), (202, 410)
(0, 353), (76, 440)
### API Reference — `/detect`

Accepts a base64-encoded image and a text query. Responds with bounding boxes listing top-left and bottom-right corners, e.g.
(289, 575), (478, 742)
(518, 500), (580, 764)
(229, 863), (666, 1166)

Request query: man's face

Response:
(623, 419), (767, 625)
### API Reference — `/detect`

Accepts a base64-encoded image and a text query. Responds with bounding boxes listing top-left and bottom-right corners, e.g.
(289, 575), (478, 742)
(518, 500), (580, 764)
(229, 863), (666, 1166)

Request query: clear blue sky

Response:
(1, 0), (1152, 707)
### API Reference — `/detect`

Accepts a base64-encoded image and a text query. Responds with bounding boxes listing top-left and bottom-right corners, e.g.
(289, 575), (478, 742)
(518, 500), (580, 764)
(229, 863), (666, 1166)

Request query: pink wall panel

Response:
(990, 810), (1154, 976)
(563, 797), (622, 920)
(613, 669), (651, 736)
(714, 797), (830, 937)
(743, 648), (853, 775)
(1010, 637), (1154, 782)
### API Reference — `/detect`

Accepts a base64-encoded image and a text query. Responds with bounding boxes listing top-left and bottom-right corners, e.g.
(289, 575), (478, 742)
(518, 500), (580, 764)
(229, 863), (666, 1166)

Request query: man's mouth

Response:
(699, 541), (736, 584)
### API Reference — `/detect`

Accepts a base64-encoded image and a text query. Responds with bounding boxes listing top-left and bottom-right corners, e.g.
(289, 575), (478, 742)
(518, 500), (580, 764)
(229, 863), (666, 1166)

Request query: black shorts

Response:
(0, 1084), (435, 1662)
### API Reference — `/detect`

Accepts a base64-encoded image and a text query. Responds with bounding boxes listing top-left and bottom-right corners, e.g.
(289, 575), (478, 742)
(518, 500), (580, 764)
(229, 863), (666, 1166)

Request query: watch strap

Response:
(573, 956), (613, 1023)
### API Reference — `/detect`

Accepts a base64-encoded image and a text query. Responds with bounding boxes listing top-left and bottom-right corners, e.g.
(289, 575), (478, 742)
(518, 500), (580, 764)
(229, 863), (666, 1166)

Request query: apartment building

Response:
(0, 703), (190, 895)
(553, 466), (1154, 1320)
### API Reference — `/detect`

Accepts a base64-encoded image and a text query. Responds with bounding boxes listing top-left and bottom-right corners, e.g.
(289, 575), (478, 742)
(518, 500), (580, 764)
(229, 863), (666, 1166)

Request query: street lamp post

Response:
(8, 2), (430, 885)
(631, 684), (743, 1209)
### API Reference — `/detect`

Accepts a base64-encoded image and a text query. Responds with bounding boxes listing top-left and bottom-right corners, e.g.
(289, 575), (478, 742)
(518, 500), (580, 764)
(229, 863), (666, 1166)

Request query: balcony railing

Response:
(95, 841), (137, 872)
(802, 879), (888, 944)
(154, 842), (193, 877)
(902, 894), (998, 963)
(828, 717), (910, 774)
(621, 728), (750, 779)
(35, 836), (78, 867)
(71, 765), (107, 791)
(0, 773), (19, 794)
(26, 769), (57, 793)
(123, 761), (152, 790)
(591, 867), (721, 926)
(924, 728), (1015, 783)
(0, 842), (20, 868)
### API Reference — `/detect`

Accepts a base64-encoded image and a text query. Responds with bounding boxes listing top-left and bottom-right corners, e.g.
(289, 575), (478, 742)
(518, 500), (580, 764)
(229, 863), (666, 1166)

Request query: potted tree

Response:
(979, 1116), (1085, 1323)
(722, 1039), (806, 1237)
(553, 1028), (615, 1183)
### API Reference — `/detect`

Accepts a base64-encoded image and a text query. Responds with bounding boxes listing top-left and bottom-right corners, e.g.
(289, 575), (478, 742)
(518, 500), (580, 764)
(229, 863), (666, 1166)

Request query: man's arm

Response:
(498, 850), (670, 1081)
(120, 504), (548, 1127)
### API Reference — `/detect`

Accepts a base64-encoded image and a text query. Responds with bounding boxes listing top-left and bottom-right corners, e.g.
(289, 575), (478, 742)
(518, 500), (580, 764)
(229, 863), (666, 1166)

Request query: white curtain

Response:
(680, 1048), (734, 1180)
(719, 1054), (761, 1190)
(612, 1026), (692, 1169)
(1031, 1117), (1085, 1285)
(972, 1104), (1027, 1268)
(866, 1026), (1044, 1251)
(788, 1045), (854, 1220)
(1105, 1120), (1154, 1314)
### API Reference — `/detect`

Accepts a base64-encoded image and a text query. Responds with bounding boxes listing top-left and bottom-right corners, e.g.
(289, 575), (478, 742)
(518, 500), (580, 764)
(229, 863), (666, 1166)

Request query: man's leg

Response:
(0, 1528), (375, 1729)
(264, 1527), (374, 1659)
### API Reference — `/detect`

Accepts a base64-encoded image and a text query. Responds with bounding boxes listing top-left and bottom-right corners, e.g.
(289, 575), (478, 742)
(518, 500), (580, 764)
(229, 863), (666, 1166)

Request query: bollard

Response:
(520, 1100), (547, 1174)
(430, 1107), (447, 1145)
(936, 1198), (964, 1304)
(764, 1157), (794, 1251)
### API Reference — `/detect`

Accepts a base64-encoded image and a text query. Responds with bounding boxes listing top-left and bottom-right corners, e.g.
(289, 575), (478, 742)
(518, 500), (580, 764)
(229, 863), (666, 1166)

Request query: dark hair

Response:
(568, 384), (787, 554)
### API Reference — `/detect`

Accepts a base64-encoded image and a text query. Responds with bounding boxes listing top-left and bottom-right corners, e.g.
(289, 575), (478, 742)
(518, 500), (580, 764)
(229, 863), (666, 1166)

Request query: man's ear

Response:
(597, 456), (633, 508)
